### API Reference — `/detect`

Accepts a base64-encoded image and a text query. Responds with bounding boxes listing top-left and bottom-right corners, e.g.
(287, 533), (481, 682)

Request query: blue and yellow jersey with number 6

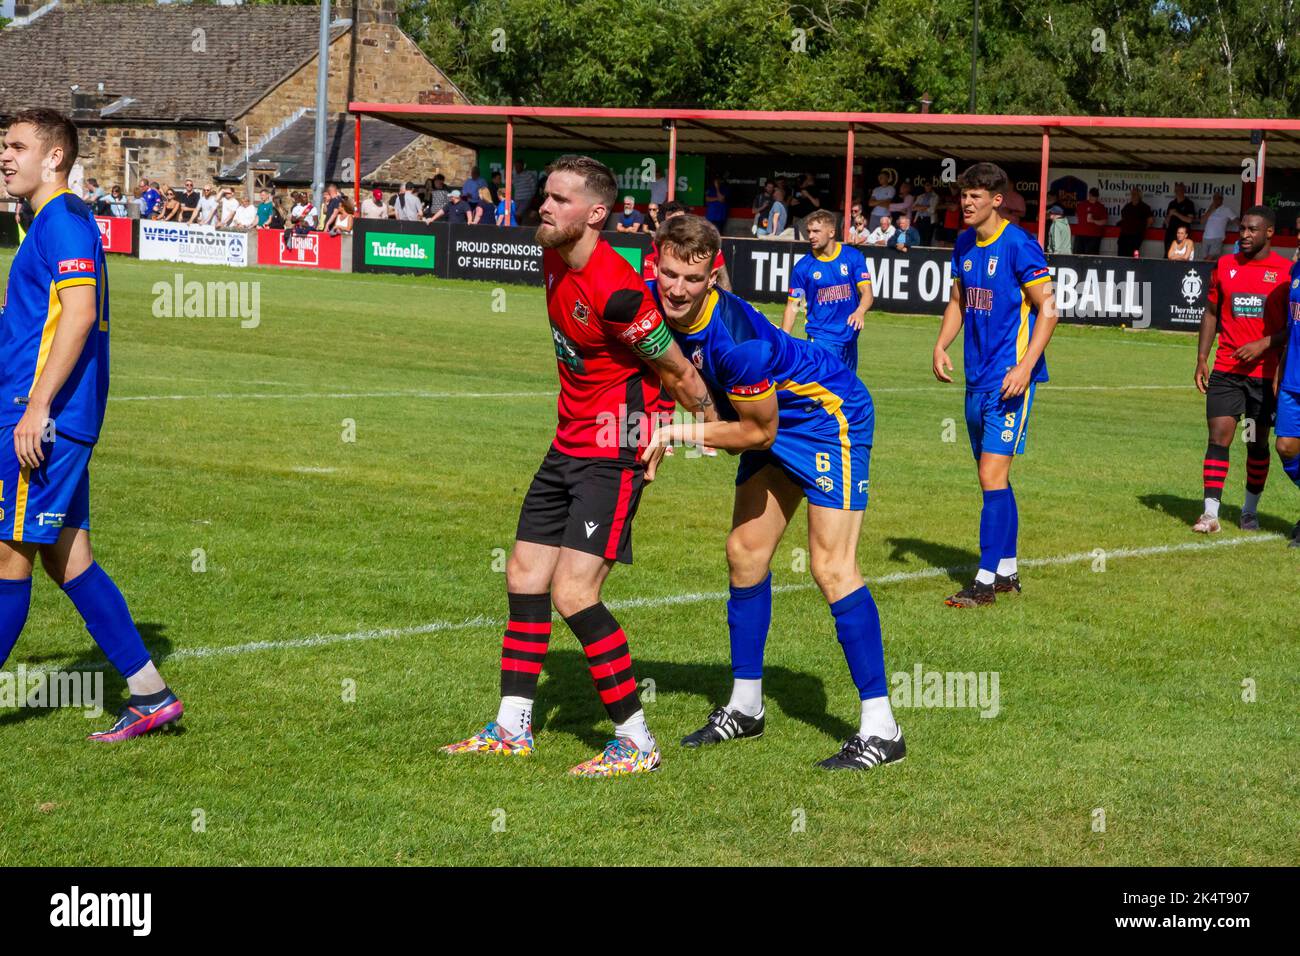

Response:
(649, 282), (875, 510)
(0, 188), (110, 444)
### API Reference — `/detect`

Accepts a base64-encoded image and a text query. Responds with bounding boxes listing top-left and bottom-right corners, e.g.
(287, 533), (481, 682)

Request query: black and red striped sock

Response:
(1246, 448), (1271, 495)
(1203, 443), (1230, 501)
(499, 592), (552, 699)
(564, 603), (641, 724)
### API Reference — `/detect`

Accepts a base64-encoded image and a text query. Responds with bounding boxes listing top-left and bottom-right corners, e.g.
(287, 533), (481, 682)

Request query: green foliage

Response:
(397, 0), (1300, 115)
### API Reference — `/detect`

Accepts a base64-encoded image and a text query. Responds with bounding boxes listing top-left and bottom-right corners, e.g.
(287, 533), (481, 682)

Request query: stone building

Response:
(0, 0), (473, 198)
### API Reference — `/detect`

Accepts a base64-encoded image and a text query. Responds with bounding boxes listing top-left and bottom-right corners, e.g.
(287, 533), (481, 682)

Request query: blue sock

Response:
(61, 563), (151, 679)
(728, 573), (771, 680)
(1282, 452), (1300, 488)
(0, 577), (32, 669)
(829, 585), (886, 700)
(1002, 483), (1019, 564)
(980, 488), (1012, 576)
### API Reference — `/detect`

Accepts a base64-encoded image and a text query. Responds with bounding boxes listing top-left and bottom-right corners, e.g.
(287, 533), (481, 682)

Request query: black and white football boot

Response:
(680, 706), (765, 747)
(815, 731), (906, 771)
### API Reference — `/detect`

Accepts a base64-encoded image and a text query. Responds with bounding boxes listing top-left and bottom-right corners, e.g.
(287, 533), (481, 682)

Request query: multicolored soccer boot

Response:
(994, 572), (1022, 595)
(945, 580), (996, 607)
(568, 737), (660, 777)
(440, 721), (535, 756)
(87, 693), (184, 743)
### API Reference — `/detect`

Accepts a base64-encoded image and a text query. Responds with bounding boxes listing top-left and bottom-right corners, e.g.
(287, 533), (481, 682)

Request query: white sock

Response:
(726, 678), (763, 717)
(859, 696), (898, 741)
(496, 695), (533, 737)
(614, 709), (655, 753)
(975, 568), (996, 585)
(996, 557), (1017, 576)
(1243, 490), (1261, 514)
(1204, 497), (1221, 519)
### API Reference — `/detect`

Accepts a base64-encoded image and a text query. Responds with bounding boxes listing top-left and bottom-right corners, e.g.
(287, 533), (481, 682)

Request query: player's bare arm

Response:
(933, 277), (964, 382)
(14, 283), (97, 469)
(1195, 299), (1219, 393)
(781, 294), (802, 334)
(847, 280), (873, 332)
(1001, 280), (1057, 399)
(642, 390), (777, 479)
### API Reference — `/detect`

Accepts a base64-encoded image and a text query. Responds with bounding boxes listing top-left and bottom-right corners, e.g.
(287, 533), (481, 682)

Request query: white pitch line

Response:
(25, 531), (1282, 674)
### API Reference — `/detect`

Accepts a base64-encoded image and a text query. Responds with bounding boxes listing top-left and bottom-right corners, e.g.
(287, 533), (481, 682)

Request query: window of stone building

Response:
(124, 147), (141, 192)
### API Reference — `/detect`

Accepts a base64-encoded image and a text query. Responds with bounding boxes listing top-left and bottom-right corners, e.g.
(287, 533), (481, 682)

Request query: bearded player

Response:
(1192, 206), (1290, 534)
(0, 109), (183, 740)
(441, 156), (716, 777)
(641, 215), (904, 772)
(781, 209), (873, 373)
(932, 162), (1058, 608)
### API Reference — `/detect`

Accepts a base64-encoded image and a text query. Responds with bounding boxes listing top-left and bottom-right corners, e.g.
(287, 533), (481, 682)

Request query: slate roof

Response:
(0, 4), (348, 123)
(220, 111), (420, 183)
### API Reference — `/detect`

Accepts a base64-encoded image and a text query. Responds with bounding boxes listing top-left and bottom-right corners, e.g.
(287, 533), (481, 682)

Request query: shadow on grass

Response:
(0, 622), (173, 729)
(882, 537), (979, 586)
(536, 648), (856, 749)
(1138, 493), (1295, 537)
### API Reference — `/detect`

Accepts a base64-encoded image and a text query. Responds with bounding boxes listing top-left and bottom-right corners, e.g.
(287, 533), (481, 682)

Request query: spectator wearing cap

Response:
(361, 188), (388, 219)
(439, 189), (472, 225)
(1045, 204), (1072, 254)
(614, 196), (644, 233)
(392, 182), (422, 221)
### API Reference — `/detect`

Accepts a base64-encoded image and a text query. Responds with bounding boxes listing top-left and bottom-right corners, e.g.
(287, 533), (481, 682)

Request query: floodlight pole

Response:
(1037, 128), (1050, 247)
(311, 0), (331, 220)
(969, 0), (979, 114)
(1255, 134), (1267, 206)
(666, 120), (677, 202)
(353, 114), (361, 212)
(505, 116), (515, 219)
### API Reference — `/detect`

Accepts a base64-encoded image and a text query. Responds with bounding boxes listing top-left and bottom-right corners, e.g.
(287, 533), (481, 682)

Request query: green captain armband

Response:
(634, 319), (675, 360)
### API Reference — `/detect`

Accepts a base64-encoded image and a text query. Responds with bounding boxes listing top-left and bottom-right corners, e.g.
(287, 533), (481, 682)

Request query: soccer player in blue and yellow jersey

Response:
(781, 209), (873, 372)
(932, 163), (1058, 607)
(642, 215), (903, 772)
(1274, 260), (1300, 547)
(0, 109), (183, 740)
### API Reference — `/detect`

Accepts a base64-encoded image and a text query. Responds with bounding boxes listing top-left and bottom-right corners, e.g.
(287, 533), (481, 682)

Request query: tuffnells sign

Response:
(364, 233), (437, 269)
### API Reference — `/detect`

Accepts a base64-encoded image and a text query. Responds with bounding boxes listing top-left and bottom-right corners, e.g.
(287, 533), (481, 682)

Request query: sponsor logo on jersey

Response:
(58, 258), (94, 275)
(572, 300), (590, 325)
(1264, 270), (1278, 283)
(965, 287), (994, 311)
(584, 521), (599, 538)
(37, 512), (66, 528)
(857, 479), (869, 493)
(816, 476), (834, 493)
(815, 283), (853, 306)
(1231, 292), (1265, 318)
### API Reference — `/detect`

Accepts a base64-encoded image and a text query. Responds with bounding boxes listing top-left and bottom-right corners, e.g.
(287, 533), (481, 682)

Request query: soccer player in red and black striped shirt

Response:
(1192, 206), (1290, 533)
(442, 156), (716, 777)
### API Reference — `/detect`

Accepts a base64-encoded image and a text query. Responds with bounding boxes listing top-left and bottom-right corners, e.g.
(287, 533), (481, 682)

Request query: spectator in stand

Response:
(494, 189), (517, 227)
(705, 176), (728, 232)
(1045, 204), (1073, 254)
(232, 194), (259, 231)
(488, 170), (503, 205)
(81, 177), (104, 209)
(361, 187), (387, 219)
(330, 195), (355, 235)
(511, 159), (538, 224)
(867, 214), (896, 247)
(1074, 187), (1106, 255)
(321, 183), (342, 231)
(789, 172), (821, 237)
(178, 178), (200, 223)
(392, 181), (422, 221)
(1117, 187), (1152, 257)
(256, 188), (276, 227)
(643, 202), (660, 234)
(192, 184), (217, 225)
(869, 170), (895, 230)
(1199, 191), (1235, 260)
(284, 190), (316, 246)
(998, 184), (1026, 225)
(440, 188), (472, 225)
(1164, 182), (1196, 257)
(757, 186), (791, 238)
(1167, 224), (1195, 261)
(649, 170), (669, 206)
(473, 185), (493, 223)
(106, 185), (128, 218)
(888, 180), (915, 222)
(911, 182), (936, 245)
(890, 213), (920, 251)
(460, 166), (487, 204)
(847, 202), (868, 244)
(157, 187), (183, 221)
(217, 187), (240, 229)
(127, 183), (145, 219)
(750, 180), (775, 234)
(614, 196), (644, 232)
(935, 184), (962, 246)
(141, 179), (162, 219)
(267, 193), (287, 229)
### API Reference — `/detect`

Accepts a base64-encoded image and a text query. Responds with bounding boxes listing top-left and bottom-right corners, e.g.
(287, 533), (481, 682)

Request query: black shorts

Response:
(1206, 370), (1275, 425)
(515, 447), (646, 565)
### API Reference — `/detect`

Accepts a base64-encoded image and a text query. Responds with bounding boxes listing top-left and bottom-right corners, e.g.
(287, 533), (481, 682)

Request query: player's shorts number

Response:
(1004, 413), (1016, 428)
(815, 452), (831, 473)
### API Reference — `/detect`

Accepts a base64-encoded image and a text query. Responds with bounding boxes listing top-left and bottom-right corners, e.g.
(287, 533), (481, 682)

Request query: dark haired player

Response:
(0, 108), (183, 739)
(1274, 259), (1300, 546)
(642, 215), (904, 772)
(441, 155), (715, 777)
(932, 163), (1058, 607)
(781, 208), (873, 373)
(1192, 206), (1291, 533)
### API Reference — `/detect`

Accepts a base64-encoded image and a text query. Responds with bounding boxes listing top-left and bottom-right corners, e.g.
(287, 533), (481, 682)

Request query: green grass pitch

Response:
(0, 249), (1295, 866)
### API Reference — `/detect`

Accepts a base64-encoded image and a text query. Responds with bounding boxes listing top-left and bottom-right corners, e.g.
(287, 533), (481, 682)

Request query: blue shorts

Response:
(736, 414), (873, 511)
(1277, 388), (1300, 439)
(965, 385), (1036, 458)
(0, 426), (93, 544)
(807, 334), (859, 373)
